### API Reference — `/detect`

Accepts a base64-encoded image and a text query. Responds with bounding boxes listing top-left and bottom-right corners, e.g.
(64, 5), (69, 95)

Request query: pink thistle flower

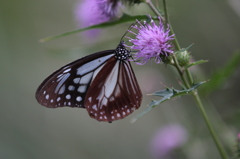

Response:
(149, 124), (188, 158)
(127, 16), (174, 65)
(74, 0), (122, 38)
(238, 133), (240, 141)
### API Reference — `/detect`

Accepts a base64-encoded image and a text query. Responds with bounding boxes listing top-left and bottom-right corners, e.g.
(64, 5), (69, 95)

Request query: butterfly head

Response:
(114, 41), (131, 61)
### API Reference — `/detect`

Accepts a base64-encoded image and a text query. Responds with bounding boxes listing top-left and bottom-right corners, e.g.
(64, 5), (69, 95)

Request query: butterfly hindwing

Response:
(36, 42), (143, 122)
(84, 58), (142, 122)
(35, 50), (115, 108)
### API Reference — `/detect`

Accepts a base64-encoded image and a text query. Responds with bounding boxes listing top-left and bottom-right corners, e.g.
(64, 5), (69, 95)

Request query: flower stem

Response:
(193, 91), (229, 159)
(162, 0), (190, 87)
(162, 0), (181, 51)
(145, 0), (165, 21)
(146, 0), (229, 158)
(185, 68), (194, 85)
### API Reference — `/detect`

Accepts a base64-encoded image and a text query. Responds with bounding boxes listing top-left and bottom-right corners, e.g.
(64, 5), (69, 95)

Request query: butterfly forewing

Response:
(35, 51), (115, 108)
(84, 57), (142, 122)
(36, 42), (143, 122)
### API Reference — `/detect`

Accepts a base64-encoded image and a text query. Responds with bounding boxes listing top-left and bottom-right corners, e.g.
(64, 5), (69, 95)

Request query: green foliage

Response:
(200, 50), (240, 96)
(174, 43), (194, 55)
(131, 81), (207, 122)
(187, 60), (208, 68)
(40, 14), (151, 42)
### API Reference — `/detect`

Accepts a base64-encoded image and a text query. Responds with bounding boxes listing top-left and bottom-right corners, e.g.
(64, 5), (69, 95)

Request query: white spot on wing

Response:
(68, 85), (75, 91)
(88, 97), (92, 102)
(92, 104), (97, 111)
(101, 97), (108, 107)
(63, 68), (71, 73)
(57, 97), (61, 102)
(57, 74), (63, 78)
(45, 94), (49, 100)
(76, 96), (82, 102)
(80, 72), (93, 84)
(77, 85), (87, 93)
(109, 96), (114, 101)
(73, 78), (80, 84)
(66, 94), (71, 99)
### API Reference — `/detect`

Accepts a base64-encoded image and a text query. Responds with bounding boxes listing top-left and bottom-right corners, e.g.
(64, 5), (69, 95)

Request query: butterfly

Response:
(35, 41), (142, 123)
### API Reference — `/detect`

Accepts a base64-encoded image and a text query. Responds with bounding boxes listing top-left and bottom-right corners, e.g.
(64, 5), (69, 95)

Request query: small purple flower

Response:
(238, 133), (240, 141)
(127, 16), (174, 65)
(74, 0), (122, 38)
(149, 124), (188, 158)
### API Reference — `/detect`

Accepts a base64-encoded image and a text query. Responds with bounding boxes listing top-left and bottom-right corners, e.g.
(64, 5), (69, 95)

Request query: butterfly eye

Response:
(35, 42), (142, 122)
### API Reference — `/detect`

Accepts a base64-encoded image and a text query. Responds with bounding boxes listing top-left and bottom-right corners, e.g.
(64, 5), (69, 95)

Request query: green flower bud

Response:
(175, 51), (191, 67)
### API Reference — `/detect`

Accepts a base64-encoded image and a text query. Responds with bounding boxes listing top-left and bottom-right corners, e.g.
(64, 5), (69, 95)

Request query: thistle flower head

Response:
(98, 0), (122, 17)
(150, 124), (188, 158)
(126, 16), (174, 65)
(74, 0), (122, 38)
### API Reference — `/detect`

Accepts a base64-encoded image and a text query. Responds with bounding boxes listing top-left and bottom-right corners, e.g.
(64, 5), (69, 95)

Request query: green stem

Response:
(146, 0), (229, 158)
(193, 91), (229, 159)
(186, 68), (194, 85)
(145, 0), (165, 21)
(162, 0), (181, 51)
(172, 56), (190, 88)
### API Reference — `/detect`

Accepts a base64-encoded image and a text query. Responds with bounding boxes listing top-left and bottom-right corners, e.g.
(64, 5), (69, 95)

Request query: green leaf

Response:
(200, 50), (240, 95)
(187, 60), (208, 68)
(131, 81), (207, 123)
(40, 14), (150, 42)
(174, 43), (194, 54)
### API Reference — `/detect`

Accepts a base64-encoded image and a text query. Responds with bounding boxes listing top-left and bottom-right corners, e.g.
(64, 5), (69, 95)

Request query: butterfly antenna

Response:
(120, 22), (137, 42)
(130, 56), (141, 63)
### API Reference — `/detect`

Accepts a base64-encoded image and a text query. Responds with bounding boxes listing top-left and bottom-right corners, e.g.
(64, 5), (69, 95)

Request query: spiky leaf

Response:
(131, 81), (207, 123)
(187, 60), (208, 68)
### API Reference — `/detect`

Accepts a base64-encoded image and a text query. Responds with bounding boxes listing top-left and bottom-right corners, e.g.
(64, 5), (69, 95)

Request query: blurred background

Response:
(0, 0), (240, 159)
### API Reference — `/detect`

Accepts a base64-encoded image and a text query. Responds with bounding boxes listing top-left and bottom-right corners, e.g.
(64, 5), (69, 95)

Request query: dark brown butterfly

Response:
(35, 41), (142, 122)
